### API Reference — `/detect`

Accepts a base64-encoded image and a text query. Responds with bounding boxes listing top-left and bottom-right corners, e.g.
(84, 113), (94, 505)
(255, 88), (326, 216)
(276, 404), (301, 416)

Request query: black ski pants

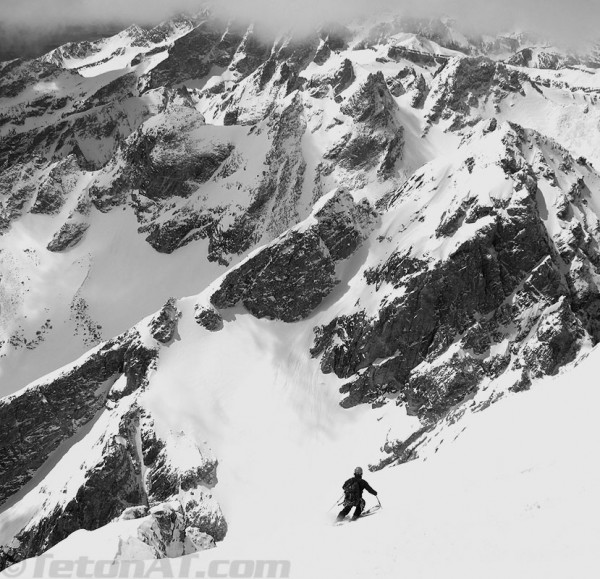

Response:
(337, 498), (365, 520)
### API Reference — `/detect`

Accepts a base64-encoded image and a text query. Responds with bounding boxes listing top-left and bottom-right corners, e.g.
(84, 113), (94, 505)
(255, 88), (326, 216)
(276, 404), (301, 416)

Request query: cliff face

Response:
(2, 11), (600, 571)
(0, 301), (226, 569)
(313, 122), (598, 418)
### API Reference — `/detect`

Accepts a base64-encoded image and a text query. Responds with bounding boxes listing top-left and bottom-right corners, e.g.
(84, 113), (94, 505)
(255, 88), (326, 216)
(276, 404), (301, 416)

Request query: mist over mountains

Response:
(0, 23), (124, 62)
(1, 0), (599, 62)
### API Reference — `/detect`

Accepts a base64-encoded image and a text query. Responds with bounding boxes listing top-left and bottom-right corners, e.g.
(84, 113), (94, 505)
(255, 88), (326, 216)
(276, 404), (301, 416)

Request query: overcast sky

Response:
(0, 0), (597, 47)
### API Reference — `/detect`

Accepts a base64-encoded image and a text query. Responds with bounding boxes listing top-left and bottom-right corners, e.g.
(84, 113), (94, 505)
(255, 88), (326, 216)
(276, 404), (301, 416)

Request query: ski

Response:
(333, 504), (381, 525)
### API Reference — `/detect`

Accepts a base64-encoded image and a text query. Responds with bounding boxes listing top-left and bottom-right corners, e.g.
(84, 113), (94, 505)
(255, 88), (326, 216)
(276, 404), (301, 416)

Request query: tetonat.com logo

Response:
(1, 555), (292, 578)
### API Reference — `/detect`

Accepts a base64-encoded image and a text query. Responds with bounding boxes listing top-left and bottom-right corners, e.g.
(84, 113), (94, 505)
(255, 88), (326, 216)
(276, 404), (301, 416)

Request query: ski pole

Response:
(376, 496), (382, 508)
(328, 494), (344, 512)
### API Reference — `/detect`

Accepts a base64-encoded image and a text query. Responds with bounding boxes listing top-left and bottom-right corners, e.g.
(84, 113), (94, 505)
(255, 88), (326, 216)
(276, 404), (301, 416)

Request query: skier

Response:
(336, 466), (378, 521)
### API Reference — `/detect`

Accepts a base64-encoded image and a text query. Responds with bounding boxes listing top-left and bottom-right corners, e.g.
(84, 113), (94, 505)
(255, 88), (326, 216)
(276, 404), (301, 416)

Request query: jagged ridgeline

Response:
(2, 10), (600, 570)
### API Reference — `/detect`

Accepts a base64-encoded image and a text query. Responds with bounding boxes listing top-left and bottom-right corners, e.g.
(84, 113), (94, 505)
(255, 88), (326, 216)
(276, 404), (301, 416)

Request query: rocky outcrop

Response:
(149, 298), (180, 344)
(229, 27), (273, 79)
(402, 355), (483, 419)
(520, 298), (584, 377)
(2, 406), (146, 566)
(312, 123), (594, 419)
(211, 228), (337, 322)
(194, 305), (223, 331)
(326, 72), (404, 178)
(0, 60), (76, 100)
(179, 487), (227, 542)
(0, 404), (226, 569)
(123, 107), (232, 201)
(76, 73), (140, 114)
(116, 501), (217, 559)
(407, 73), (429, 108)
(506, 48), (578, 70)
(426, 57), (526, 125)
(135, 502), (189, 558)
(340, 71), (398, 126)
(0, 161), (41, 232)
(313, 190), (377, 259)
(86, 102), (238, 255)
(47, 222), (89, 252)
(0, 328), (159, 506)
(147, 23), (240, 89)
(388, 45), (449, 67)
(141, 416), (218, 501)
(115, 492), (223, 559)
(385, 72), (406, 98)
(142, 211), (216, 255)
(307, 58), (355, 97)
(211, 190), (376, 322)
(0, 349), (118, 506)
(143, 88), (316, 264)
(237, 92), (309, 247)
(30, 157), (81, 215)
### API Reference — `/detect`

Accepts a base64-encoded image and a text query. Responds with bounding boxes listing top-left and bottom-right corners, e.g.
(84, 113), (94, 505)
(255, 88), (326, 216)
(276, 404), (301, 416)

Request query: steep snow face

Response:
(2, 9), (600, 576)
(3, 298), (599, 578)
(0, 203), (228, 397)
(3, 118), (600, 572)
(152, 344), (600, 579)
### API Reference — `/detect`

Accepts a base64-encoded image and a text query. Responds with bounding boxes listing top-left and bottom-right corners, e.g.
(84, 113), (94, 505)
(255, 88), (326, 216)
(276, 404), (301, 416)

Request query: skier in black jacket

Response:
(336, 466), (378, 521)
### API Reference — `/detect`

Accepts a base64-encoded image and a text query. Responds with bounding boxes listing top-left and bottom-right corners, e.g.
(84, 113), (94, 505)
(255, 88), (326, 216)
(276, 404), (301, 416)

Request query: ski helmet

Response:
(354, 466), (363, 476)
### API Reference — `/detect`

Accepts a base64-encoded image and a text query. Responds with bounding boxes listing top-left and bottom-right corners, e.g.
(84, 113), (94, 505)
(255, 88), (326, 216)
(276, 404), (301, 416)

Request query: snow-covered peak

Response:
(1, 10), (600, 576)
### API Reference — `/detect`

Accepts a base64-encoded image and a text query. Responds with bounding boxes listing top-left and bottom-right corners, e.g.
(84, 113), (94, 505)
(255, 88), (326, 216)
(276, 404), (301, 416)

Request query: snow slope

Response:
(2, 10), (600, 578)
(0, 205), (228, 397)
(4, 116), (600, 575)
(5, 311), (599, 578)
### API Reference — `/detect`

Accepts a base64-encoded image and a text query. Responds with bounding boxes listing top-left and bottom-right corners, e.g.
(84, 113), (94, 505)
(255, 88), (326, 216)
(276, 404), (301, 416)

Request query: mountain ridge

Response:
(1, 10), (600, 574)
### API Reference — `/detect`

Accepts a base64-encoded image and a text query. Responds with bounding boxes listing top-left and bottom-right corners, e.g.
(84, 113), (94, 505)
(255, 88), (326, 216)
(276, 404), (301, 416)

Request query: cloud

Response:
(0, 0), (203, 29)
(0, 0), (597, 49)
